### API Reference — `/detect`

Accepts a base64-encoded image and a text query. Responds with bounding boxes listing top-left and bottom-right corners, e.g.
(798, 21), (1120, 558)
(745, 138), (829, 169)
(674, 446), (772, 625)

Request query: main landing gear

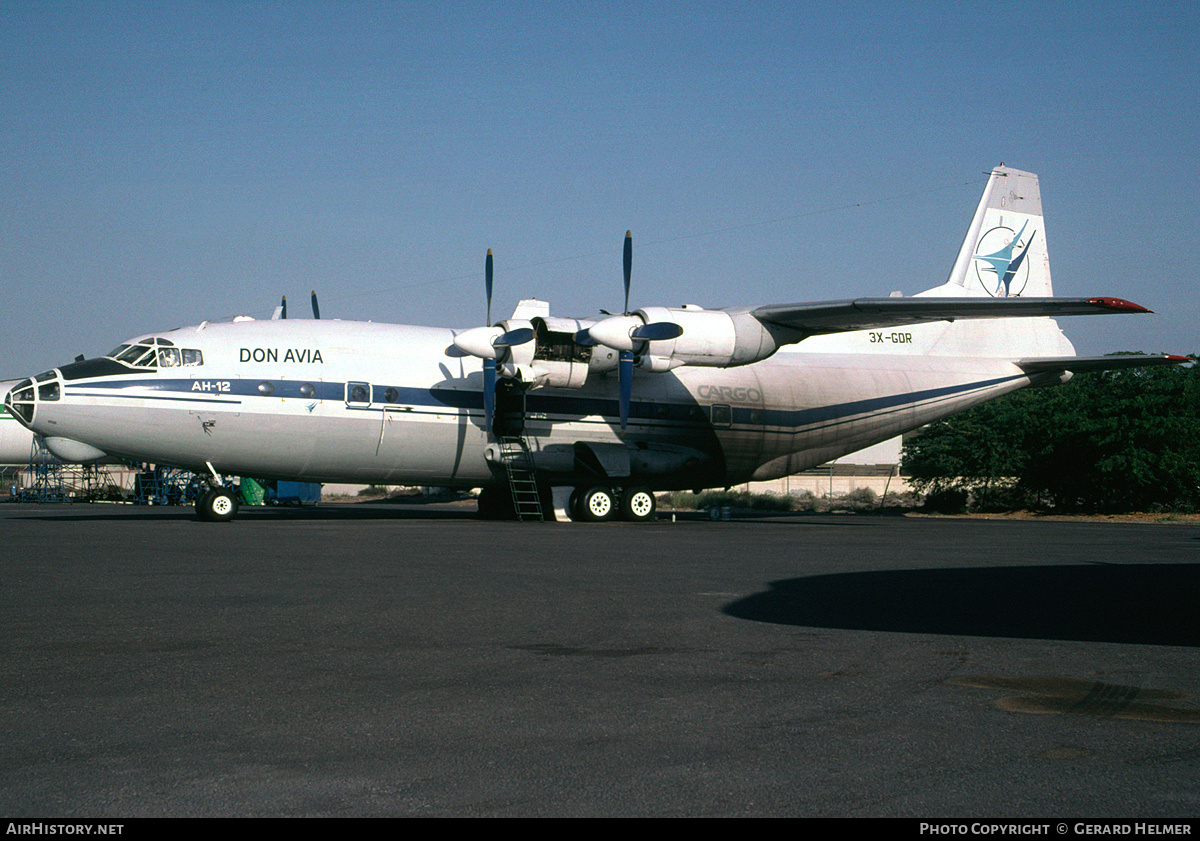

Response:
(572, 485), (656, 523)
(195, 486), (239, 522)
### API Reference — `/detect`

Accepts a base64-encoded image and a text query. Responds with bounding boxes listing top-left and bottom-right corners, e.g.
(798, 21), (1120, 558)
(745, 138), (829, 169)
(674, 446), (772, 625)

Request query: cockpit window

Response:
(106, 338), (202, 368)
(113, 343), (156, 367)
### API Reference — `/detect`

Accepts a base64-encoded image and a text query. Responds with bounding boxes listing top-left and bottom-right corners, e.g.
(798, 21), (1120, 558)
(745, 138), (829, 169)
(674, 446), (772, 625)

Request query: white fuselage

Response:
(7, 317), (1042, 490)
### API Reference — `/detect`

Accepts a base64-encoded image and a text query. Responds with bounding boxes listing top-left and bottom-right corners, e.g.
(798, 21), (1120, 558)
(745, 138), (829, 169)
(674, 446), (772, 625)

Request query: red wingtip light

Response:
(1086, 297), (1153, 314)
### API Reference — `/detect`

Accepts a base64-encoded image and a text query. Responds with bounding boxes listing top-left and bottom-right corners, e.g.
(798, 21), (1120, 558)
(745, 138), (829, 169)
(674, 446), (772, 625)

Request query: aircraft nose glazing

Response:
(6, 370), (61, 429)
(6, 378), (36, 426)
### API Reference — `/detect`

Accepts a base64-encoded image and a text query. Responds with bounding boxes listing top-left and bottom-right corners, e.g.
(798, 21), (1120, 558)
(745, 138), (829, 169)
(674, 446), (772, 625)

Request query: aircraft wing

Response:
(749, 297), (1150, 337)
(1016, 354), (1191, 374)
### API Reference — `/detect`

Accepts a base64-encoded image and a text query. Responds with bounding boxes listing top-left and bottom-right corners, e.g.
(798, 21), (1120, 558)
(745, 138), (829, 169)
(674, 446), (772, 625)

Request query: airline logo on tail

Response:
(973, 221), (1036, 297)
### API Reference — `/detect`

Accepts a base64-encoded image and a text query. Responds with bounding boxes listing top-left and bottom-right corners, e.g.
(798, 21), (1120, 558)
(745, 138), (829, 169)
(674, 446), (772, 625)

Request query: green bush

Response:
(903, 358), (1200, 513)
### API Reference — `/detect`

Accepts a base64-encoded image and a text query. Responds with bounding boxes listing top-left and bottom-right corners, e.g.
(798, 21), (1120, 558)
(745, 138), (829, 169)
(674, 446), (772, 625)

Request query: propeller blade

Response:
(492, 327), (534, 350)
(619, 350), (634, 433)
(310, 291), (321, 320)
(485, 249), (494, 326)
(280, 296), (287, 319)
(622, 230), (632, 316)
(630, 321), (683, 342)
(483, 358), (496, 434)
(574, 329), (599, 347)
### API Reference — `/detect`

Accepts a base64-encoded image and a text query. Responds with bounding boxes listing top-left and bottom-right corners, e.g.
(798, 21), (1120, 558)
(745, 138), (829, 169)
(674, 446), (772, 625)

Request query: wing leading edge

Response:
(749, 296), (1151, 338)
(1016, 354), (1191, 374)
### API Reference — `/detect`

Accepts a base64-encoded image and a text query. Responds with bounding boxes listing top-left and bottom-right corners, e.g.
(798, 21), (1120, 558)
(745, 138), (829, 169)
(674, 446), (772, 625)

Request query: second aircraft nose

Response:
(5, 370), (63, 430)
(5, 378), (36, 427)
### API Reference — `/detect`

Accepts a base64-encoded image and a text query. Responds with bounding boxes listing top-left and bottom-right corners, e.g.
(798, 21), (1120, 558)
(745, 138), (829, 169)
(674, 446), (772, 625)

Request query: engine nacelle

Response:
(501, 316), (597, 388)
(632, 306), (786, 370)
(519, 360), (590, 389)
(494, 318), (535, 379)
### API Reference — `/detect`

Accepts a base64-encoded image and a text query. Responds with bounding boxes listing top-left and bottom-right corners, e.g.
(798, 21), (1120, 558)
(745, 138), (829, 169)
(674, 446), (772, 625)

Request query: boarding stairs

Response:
(497, 435), (545, 521)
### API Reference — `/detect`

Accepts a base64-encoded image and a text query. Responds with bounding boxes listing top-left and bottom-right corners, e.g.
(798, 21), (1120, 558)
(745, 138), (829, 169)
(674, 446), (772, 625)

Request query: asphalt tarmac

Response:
(1, 502), (1198, 817)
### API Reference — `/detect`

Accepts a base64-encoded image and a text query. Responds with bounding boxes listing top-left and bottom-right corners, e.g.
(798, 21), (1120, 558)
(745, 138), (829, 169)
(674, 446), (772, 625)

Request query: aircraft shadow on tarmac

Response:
(723, 564), (1200, 647)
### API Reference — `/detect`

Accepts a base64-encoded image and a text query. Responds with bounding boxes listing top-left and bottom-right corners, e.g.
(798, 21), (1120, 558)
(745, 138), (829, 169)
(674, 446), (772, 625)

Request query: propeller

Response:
(618, 231), (635, 433)
(486, 248), (494, 325)
(622, 229), (633, 316)
(311, 291), (321, 319)
(271, 295), (288, 320)
(583, 231), (684, 432)
(483, 250), (496, 434)
(452, 250), (534, 434)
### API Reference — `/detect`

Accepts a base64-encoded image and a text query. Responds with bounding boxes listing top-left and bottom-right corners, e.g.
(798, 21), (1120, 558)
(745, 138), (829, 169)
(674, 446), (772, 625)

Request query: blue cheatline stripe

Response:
(753, 373), (1024, 429)
(61, 372), (1026, 434)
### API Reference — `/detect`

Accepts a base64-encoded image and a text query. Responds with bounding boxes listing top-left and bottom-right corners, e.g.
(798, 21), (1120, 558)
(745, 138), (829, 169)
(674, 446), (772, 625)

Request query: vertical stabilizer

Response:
(945, 165), (1052, 297)
(799, 164), (1075, 358)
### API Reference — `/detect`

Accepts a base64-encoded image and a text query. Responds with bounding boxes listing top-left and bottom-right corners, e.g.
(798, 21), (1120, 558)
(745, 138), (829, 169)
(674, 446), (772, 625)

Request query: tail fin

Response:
(909, 164), (1074, 357)
(800, 164), (1075, 358)
(945, 164), (1052, 297)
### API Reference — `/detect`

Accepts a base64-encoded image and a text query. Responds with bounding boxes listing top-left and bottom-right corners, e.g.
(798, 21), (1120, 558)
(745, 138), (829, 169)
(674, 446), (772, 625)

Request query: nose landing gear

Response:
(195, 486), (239, 522)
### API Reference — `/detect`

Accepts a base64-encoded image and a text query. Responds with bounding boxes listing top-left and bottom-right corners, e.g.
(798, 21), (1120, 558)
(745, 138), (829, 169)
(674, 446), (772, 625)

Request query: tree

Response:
(902, 358), (1200, 513)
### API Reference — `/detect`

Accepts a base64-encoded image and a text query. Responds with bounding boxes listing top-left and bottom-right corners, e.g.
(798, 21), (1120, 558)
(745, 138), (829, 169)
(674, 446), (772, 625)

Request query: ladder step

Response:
(498, 435), (544, 521)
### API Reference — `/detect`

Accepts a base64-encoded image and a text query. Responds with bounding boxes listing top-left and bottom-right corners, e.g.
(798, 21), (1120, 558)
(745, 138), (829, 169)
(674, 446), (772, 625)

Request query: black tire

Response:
(476, 486), (516, 520)
(578, 486), (615, 522)
(194, 488), (212, 519)
(620, 486), (657, 522)
(197, 488), (239, 522)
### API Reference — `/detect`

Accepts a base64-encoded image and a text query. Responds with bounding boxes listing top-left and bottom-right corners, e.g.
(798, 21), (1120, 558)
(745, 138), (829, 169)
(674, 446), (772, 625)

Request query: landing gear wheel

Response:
(579, 486), (615, 522)
(197, 487), (239, 522)
(477, 486), (516, 520)
(194, 488), (212, 518)
(620, 487), (657, 522)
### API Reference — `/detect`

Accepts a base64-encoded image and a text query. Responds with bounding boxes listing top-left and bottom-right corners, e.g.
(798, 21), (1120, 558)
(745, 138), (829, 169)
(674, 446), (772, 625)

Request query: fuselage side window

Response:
(347, 382), (371, 405)
(181, 349), (203, 366)
(158, 348), (181, 367)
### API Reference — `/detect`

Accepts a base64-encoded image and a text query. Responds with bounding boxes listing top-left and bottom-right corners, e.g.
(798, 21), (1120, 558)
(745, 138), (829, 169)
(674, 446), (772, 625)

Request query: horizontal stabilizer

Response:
(1016, 354), (1190, 375)
(751, 296), (1151, 338)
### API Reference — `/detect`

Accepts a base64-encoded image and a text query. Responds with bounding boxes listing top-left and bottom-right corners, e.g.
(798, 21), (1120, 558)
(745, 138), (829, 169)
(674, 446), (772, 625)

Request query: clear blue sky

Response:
(2, 0), (1196, 378)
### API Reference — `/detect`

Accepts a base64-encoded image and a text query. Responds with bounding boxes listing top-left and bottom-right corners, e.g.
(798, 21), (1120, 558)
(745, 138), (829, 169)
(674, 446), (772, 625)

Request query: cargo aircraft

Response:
(4, 165), (1185, 521)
